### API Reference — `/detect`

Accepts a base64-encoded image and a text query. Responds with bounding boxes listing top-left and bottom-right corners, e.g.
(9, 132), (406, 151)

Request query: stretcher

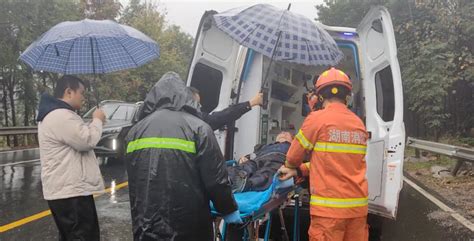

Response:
(211, 160), (301, 241)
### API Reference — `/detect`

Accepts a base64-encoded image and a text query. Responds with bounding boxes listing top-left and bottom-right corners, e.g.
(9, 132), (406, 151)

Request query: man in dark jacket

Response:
(188, 87), (263, 130)
(125, 72), (240, 241)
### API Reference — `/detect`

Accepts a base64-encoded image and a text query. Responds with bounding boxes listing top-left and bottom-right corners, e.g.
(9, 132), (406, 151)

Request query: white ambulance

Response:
(186, 6), (405, 219)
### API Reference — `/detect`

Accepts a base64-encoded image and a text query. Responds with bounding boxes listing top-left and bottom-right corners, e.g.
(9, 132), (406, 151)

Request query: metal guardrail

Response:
(0, 126), (38, 147)
(406, 137), (474, 176)
(0, 126), (38, 136)
(0, 127), (116, 156)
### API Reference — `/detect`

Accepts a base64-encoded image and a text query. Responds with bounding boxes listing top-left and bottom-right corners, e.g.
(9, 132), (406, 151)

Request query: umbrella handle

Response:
(95, 88), (100, 107)
(260, 31), (281, 110)
(92, 76), (101, 107)
(262, 88), (269, 110)
(260, 4), (291, 109)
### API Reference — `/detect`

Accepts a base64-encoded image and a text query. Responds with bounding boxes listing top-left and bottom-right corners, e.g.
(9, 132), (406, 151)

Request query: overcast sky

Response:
(122, 1), (326, 35)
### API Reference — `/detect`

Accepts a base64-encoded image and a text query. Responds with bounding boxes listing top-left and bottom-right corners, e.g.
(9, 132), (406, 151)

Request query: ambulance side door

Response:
(357, 6), (405, 219)
(186, 11), (243, 153)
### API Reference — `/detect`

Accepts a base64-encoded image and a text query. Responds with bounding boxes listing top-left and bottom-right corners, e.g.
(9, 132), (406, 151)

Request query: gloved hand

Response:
(223, 210), (243, 224)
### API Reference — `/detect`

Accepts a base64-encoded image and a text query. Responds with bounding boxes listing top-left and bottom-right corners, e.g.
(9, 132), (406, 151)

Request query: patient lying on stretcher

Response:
(227, 132), (293, 193)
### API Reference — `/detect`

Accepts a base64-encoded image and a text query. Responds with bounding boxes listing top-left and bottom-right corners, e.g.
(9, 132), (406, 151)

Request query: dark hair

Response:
(319, 84), (351, 103)
(188, 86), (200, 95)
(53, 75), (86, 98)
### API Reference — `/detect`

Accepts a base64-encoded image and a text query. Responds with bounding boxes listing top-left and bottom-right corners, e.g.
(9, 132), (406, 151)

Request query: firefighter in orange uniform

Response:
(278, 67), (369, 241)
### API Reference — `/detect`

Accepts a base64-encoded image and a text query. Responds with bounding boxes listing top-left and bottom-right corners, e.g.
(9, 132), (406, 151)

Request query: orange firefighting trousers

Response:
(308, 215), (368, 241)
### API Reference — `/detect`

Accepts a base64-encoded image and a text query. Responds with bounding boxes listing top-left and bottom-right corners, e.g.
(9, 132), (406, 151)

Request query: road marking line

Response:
(0, 181), (129, 233)
(0, 210), (52, 233)
(404, 177), (474, 232)
(0, 159), (40, 167)
(97, 181), (129, 197)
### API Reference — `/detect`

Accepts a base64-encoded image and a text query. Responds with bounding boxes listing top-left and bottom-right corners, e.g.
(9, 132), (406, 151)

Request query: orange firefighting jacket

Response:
(285, 102), (368, 219)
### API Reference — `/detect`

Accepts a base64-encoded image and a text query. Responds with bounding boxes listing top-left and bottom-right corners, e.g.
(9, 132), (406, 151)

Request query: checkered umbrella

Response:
(20, 19), (160, 74)
(213, 4), (343, 66)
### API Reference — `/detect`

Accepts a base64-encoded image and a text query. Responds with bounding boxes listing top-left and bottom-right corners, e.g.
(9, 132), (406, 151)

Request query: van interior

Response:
(263, 41), (361, 144)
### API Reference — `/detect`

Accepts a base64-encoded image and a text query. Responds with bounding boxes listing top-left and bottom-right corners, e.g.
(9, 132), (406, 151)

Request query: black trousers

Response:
(47, 195), (100, 241)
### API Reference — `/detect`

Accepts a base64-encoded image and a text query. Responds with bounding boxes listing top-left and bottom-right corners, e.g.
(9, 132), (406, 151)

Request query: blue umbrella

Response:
(20, 19), (160, 74)
(214, 4), (343, 109)
(213, 4), (343, 67)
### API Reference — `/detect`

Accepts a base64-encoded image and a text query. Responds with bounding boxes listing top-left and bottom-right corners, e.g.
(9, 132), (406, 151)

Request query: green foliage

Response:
(81, 0), (122, 20)
(317, 0), (474, 138)
(0, 0), (194, 133)
(0, 0), (84, 128)
(94, 0), (194, 103)
(459, 137), (474, 147)
(316, 0), (379, 27)
(438, 135), (474, 147)
(404, 155), (456, 172)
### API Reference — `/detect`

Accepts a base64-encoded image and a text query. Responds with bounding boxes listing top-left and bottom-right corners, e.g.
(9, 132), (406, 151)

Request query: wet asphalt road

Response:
(0, 149), (473, 241)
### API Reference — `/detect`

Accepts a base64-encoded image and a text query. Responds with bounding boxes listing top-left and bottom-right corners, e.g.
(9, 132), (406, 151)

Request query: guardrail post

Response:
(24, 134), (29, 146)
(415, 149), (420, 158)
(451, 159), (465, 176)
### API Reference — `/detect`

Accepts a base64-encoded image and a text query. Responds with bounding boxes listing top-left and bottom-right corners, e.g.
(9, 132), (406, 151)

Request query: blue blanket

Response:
(211, 175), (294, 217)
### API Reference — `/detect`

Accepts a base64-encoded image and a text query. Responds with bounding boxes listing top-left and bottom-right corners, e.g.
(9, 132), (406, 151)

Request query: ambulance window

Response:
(375, 66), (395, 121)
(190, 63), (223, 113)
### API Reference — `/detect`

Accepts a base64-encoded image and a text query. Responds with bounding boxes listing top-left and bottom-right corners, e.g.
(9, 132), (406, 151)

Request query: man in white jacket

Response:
(37, 75), (106, 241)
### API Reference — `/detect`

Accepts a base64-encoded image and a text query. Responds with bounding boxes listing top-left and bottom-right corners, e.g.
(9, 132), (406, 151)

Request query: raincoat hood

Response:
(125, 72), (237, 239)
(138, 72), (200, 121)
(36, 93), (75, 122)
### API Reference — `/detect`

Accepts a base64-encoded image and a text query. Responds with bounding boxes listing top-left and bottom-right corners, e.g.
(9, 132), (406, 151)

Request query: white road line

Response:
(0, 148), (39, 154)
(404, 177), (474, 232)
(0, 159), (40, 167)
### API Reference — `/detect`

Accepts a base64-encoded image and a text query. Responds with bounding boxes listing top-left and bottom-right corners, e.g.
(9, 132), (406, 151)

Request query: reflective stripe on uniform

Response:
(310, 195), (368, 208)
(126, 137), (196, 154)
(296, 129), (313, 150)
(314, 142), (366, 154)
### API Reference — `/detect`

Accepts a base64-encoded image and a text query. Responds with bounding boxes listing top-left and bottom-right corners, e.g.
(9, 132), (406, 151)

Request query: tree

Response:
(0, 0), (82, 142)
(316, 0), (380, 27)
(0, 0), (194, 148)
(93, 0), (194, 103)
(80, 0), (122, 20)
(316, 0), (473, 139)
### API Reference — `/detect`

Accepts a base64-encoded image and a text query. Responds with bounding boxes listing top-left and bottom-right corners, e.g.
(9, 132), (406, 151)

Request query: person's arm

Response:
(197, 125), (238, 215)
(285, 113), (319, 169)
(204, 92), (263, 130)
(55, 111), (103, 152)
(203, 102), (251, 130)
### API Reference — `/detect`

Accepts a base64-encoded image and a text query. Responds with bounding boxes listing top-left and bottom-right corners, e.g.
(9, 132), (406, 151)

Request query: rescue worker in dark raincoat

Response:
(125, 72), (240, 241)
